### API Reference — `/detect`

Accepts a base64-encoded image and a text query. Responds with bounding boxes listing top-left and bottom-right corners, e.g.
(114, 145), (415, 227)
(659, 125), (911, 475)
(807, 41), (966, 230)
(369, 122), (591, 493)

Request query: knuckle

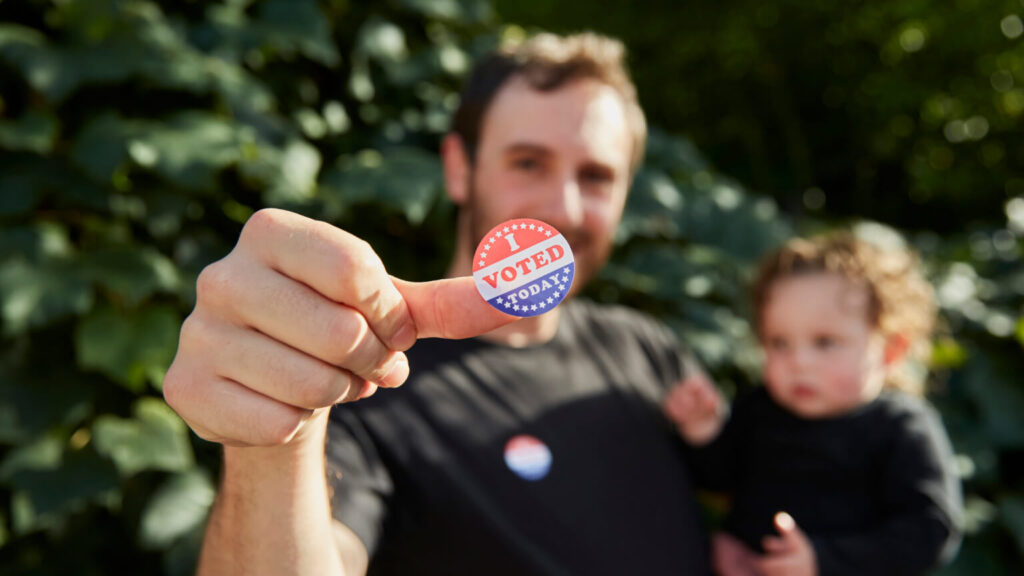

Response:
(195, 262), (233, 307)
(244, 208), (283, 238)
(257, 406), (305, 446)
(323, 310), (362, 362)
(295, 366), (350, 408)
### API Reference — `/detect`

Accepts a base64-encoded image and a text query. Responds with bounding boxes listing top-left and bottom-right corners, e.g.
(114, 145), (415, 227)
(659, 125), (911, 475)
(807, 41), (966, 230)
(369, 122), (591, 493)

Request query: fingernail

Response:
(391, 322), (417, 351)
(381, 355), (409, 388)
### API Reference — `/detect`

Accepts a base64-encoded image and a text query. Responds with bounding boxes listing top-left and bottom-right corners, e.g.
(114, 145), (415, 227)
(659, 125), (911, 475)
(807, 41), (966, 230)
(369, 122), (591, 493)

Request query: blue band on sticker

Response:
(472, 218), (575, 318)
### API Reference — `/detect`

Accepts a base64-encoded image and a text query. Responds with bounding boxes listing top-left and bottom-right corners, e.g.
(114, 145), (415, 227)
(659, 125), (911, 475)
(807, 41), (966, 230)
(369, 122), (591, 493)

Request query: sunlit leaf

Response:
(0, 433), (63, 481)
(138, 469), (215, 550)
(0, 258), (93, 336)
(92, 398), (193, 477)
(320, 147), (443, 224)
(78, 246), (181, 307)
(75, 305), (181, 391)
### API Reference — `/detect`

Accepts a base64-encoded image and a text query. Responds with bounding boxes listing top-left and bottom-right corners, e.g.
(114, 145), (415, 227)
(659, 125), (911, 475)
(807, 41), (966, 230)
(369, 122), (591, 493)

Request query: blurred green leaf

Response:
(0, 112), (58, 154)
(1016, 316), (1024, 347)
(7, 448), (119, 535)
(0, 434), (63, 481)
(0, 258), (93, 337)
(78, 246), (181, 307)
(138, 469), (215, 550)
(92, 397), (193, 477)
(962, 353), (1024, 448)
(253, 0), (340, 66)
(932, 338), (968, 369)
(320, 148), (443, 224)
(0, 360), (93, 444)
(75, 305), (181, 391)
(1001, 497), (1024, 559)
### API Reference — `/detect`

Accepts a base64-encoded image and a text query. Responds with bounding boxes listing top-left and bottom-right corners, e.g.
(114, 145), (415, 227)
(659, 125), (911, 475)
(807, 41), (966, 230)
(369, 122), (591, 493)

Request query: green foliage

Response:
(0, 0), (1021, 574)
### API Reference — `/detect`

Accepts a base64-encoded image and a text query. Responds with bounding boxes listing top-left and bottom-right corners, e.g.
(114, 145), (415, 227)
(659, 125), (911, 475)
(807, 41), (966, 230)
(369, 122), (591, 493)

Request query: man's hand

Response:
(163, 208), (516, 450)
(662, 374), (725, 446)
(758, 512), (818, 576)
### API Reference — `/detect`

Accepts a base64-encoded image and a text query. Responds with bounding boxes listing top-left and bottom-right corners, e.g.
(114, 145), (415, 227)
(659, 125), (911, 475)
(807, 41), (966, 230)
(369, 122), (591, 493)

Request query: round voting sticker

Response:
(472, 218), (575, 318)
(503, 435), (552, 481)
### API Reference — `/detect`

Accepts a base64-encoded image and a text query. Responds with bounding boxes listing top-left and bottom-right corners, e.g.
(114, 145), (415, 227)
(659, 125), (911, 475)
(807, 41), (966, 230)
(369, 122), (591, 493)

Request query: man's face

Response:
(460, 76), (634, 292)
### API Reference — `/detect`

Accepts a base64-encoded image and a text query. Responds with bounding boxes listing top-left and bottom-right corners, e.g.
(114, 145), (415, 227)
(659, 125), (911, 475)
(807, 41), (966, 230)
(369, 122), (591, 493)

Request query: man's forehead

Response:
(480, 76), (631, 164)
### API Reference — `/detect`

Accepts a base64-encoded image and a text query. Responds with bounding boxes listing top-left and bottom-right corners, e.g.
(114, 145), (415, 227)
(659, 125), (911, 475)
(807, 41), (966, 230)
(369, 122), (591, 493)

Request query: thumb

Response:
(393, 276), (520, 340)
(774, 512), (807, 543)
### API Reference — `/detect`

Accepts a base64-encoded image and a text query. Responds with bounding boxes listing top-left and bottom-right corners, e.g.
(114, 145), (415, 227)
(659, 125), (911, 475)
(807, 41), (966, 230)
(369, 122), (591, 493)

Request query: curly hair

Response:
(752, 233), (937, 395)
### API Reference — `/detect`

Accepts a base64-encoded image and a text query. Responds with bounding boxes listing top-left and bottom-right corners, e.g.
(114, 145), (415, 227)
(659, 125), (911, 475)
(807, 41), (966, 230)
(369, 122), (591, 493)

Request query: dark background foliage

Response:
(0, 1), (1021, 574)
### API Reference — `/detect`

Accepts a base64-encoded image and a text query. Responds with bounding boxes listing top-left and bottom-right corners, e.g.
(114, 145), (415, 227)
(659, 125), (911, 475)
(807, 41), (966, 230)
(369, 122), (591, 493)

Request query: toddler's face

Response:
(760, 272), (887, 419)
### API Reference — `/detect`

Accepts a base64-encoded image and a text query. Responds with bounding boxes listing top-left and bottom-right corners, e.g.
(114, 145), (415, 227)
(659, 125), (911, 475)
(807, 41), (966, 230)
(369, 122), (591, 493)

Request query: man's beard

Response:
(463, 179), (611, 295)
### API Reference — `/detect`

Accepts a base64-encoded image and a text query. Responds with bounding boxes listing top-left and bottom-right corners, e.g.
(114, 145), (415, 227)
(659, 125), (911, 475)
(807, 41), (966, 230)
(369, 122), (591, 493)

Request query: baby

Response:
(665, 233), (962, 576)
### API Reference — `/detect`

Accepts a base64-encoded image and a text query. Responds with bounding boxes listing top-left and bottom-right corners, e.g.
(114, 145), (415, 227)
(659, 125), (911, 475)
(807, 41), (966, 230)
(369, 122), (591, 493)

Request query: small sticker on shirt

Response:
(472, 218), (575, 318)
(504, 434), (553, 481)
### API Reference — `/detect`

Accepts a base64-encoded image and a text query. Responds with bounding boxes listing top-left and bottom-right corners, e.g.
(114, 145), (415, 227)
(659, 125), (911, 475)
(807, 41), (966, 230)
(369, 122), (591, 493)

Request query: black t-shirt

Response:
(326, 299), (711, 575)
(689, 387), (963, 576)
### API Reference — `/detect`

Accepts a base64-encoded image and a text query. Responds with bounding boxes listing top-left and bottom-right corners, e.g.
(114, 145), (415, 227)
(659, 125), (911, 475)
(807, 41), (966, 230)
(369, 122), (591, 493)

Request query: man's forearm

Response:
(197, 412), (347, 576)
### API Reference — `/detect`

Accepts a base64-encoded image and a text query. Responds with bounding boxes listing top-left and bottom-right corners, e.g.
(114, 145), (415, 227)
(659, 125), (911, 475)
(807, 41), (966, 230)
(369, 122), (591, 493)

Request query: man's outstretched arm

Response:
(163, 209), (516, 575)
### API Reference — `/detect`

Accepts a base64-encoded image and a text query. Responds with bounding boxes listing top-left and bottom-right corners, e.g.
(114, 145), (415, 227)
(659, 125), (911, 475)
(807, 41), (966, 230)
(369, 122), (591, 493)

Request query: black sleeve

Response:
(811, 403), (963, 576)
(325, 407), (394, 556)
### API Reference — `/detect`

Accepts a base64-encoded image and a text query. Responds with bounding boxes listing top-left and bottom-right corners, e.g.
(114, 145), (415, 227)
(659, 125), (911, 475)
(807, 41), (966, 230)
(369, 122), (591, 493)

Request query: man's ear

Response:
(442, 133), (471, 205)
(883, 333), (910, 366)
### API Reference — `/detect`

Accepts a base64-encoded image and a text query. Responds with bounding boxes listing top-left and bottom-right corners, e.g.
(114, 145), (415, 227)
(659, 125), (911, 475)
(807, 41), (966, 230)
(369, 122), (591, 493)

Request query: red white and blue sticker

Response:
(503, 435), (552, 481)
(472, 218), (575, 318)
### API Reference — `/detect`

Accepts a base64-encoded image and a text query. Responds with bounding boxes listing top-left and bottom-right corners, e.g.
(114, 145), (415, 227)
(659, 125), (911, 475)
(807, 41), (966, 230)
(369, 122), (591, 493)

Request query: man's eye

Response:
(513, 157), (541, 171)
(580, 167), (613, 184)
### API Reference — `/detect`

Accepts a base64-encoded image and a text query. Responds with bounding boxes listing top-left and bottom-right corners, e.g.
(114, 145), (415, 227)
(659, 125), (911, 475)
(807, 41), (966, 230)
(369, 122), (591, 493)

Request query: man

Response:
(164, 32), (709, 575)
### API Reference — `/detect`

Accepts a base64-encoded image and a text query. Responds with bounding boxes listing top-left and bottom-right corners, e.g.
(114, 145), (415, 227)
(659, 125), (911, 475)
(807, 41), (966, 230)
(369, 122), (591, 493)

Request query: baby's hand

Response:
(711, 532), (760, 576)
(663, 374), (724, 446)
(758, 512), (818, 576)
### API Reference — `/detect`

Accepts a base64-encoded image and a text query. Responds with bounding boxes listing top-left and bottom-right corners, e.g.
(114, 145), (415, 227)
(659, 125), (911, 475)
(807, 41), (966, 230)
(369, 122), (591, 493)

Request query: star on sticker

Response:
(504, 302), (511, 308)
(545, 231), (552, 237)
(481, 252), (487, 259)
(546, 297), (554, 304)
(511, 224), (518, 230)
(531, 304), (538, 311)
(554, 291), (561, 298)
(562, 275), (569, 283)
(497, 297), (503, 303)
(558, 285), (565, 291)
(513, 304), (520, 311)
(563, 267), (569, 274)
(496, 231), (502, 237)
(503, 226), (510, 233)
(539, 301), (546, 308)
(529, 224), (536, 230)
(537, 226), (545, 233)
(479, 260), (485, 266)
(489, 237), (496, 244)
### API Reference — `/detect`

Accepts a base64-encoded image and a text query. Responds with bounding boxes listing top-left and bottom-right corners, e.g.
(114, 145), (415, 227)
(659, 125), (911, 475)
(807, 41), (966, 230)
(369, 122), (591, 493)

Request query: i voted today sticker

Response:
(472, 218), (575, 318)
(504, 435), (552, 481)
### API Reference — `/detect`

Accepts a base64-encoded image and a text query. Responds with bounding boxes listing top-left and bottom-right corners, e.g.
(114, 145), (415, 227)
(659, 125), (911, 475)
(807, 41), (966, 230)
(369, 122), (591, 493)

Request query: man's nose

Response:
(542, 175), (585, 229)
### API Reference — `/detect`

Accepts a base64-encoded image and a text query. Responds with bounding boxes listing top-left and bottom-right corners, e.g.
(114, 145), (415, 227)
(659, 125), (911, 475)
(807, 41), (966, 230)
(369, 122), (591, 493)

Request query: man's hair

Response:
(752, 233), (937, 396)
(451, 32), (647, 174)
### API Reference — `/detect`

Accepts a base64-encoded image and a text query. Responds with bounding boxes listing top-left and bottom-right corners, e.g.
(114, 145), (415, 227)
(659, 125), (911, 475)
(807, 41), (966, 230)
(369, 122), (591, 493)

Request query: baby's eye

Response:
(767, 337), (789, 351)
(814, 335), (837, 349)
